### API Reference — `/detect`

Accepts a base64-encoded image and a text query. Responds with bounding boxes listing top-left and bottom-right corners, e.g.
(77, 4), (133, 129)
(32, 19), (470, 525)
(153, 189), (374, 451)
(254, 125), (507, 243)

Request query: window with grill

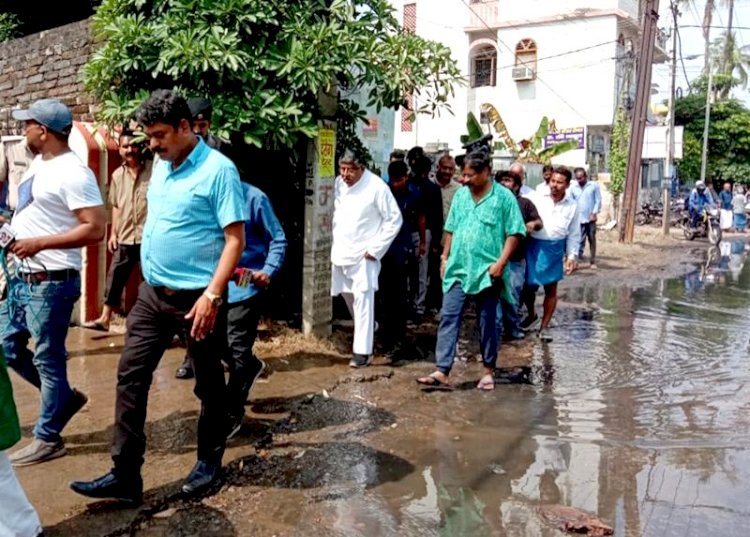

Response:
(471, 46), (497, 88)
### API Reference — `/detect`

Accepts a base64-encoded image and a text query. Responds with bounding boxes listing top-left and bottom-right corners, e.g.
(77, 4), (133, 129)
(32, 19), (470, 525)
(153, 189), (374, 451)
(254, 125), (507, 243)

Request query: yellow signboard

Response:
(318, 128), (335, 178)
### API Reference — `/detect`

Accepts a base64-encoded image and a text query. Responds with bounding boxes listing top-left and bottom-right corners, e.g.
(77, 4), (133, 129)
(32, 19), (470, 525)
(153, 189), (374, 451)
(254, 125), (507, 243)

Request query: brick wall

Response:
(0, 19), (94, 133)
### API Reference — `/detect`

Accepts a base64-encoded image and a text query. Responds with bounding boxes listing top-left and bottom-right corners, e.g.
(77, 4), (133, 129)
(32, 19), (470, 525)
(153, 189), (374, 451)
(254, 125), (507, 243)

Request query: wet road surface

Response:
(11, 241), (750, 536)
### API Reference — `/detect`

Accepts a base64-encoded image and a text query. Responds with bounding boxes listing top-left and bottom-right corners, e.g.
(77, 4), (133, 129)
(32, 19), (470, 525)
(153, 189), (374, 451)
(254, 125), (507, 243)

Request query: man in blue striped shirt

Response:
(569, 168), (601, 269)
(72, 90), (247, 503)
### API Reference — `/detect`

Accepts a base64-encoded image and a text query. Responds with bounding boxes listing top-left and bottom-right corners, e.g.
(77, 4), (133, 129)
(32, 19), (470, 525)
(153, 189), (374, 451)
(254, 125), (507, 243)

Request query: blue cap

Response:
(12, 99), (73, 134)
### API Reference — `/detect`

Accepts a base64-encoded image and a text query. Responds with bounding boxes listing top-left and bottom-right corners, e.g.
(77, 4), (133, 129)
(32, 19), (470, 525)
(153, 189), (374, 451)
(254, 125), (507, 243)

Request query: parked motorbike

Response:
(635, 201), (663, 225)
(682, 207), (722, 244)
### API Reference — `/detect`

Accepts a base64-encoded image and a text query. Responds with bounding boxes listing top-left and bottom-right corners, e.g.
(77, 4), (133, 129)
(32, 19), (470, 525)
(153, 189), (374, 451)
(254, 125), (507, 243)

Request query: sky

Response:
(651, 0), (750, 105)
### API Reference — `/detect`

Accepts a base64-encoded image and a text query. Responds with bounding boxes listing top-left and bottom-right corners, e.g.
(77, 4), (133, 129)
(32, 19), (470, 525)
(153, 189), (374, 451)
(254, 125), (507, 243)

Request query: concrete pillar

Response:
(302, 121), (336, 337)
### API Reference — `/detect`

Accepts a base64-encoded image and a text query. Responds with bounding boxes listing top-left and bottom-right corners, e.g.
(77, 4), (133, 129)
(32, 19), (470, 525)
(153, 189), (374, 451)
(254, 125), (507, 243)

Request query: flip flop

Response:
(416, 373), (452, 390)
(82, 321), (109, 332)
(476, 375), (495, 391)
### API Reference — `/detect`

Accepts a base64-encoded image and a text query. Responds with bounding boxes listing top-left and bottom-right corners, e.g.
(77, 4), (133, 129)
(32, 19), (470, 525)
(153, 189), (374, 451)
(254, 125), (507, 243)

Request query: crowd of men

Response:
(0, 91), (602, 534)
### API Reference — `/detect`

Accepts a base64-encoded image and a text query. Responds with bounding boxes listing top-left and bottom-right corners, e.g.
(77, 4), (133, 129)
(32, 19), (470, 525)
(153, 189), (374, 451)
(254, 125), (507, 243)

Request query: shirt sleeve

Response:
(366, 185), (403, 260)
(257, 193), (287, 279)
(108, 169), (120, 208)
(210, 164), (248, 229)
(592, 184), (602, 214)
(62, 165), (104, 211)
(503, 193), (527, 238)
(444, 189), (460, 234)
(0, 145), (8, 183)
(566, 206), (582, 258)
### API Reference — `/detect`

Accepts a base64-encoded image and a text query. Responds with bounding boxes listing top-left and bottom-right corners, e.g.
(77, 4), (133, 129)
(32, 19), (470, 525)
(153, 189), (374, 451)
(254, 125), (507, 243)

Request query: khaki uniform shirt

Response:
(0, 138), (34, 210)
(108, 160), (151, 245)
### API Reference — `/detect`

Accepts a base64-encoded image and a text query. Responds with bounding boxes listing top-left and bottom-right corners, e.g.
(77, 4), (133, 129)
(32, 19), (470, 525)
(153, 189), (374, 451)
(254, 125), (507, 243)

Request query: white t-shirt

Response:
(11, 151), (103, 271)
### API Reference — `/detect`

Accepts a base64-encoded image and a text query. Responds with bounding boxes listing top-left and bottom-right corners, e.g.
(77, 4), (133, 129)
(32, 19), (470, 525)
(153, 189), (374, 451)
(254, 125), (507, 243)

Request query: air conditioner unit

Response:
(511, 66), (534, 81)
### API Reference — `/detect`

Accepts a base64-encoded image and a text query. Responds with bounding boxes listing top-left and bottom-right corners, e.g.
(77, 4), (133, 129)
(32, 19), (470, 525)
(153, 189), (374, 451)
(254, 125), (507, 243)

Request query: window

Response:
(471, 46), (497, 88)
(514, 38), (538, 75)
(403, 3), (416, 34)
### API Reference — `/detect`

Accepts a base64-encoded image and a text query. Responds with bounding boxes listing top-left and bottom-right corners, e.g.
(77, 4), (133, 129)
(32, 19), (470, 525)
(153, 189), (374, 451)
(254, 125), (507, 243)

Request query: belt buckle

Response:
(23, 272), (45, 284)
(162, 287), (178, 296)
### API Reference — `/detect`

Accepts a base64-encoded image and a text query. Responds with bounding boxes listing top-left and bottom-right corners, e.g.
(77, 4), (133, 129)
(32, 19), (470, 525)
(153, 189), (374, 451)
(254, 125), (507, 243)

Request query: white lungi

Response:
(720, 208), (733, 230)
(0, 451), (42, 537)
(332, 258), (381, 355)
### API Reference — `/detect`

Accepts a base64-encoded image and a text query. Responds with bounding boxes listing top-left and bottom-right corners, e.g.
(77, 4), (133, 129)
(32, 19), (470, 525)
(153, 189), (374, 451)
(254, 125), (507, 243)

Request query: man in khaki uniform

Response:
(0, 137), (34, 214)
(83, 131), (151, 331)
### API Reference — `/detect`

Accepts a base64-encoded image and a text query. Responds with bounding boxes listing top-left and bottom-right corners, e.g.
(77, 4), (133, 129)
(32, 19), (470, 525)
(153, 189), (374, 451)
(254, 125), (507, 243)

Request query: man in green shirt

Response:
(417, 150), (525, 390)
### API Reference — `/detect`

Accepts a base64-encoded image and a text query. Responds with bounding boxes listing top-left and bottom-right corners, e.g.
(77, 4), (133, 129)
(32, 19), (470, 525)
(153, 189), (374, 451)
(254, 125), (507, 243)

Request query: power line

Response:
(456, 0), (590, 122)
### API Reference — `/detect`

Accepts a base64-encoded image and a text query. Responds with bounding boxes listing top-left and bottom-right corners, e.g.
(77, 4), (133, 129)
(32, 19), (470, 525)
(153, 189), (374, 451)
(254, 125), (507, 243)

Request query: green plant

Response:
(84, 0), (462, 149)
(0, 12), (20, 42)
(609, 106), (628, 196)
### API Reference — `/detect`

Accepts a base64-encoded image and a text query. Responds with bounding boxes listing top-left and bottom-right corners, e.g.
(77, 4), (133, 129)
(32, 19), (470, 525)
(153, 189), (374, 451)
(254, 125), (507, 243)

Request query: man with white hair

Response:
(331, 149), (402, 368)
(510, 161), (534, 196)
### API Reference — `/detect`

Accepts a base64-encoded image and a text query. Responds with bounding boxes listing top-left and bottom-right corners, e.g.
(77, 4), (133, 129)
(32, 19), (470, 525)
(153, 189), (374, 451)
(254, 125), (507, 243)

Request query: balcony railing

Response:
(466, 0), (502, 31)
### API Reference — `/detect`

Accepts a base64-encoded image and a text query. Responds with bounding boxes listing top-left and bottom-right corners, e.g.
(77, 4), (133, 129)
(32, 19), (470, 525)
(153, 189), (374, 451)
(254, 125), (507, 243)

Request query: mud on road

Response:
(12, 227), (749, 536)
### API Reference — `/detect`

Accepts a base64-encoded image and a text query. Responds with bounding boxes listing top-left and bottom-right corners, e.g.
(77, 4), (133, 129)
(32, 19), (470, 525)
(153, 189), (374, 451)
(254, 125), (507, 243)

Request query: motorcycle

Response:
(635, 202), (661, 225)
(682, 206), (722, 244)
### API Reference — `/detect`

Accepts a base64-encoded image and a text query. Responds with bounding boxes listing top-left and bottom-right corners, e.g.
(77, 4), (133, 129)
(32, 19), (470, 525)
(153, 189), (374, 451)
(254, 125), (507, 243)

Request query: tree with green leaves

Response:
(675, 92), (750, 182)
(609, 105), (628, 220)
(0, 12), (20, 42)
(83, 0), (461, 150)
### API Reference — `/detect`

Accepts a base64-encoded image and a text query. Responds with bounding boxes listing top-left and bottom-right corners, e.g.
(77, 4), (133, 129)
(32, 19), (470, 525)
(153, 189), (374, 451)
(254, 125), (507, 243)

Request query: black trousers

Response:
(111, 283), (228, 475)
(104, 244), (141, 308)
(225, 293), (264, 417)
(378, 253), (408, 350)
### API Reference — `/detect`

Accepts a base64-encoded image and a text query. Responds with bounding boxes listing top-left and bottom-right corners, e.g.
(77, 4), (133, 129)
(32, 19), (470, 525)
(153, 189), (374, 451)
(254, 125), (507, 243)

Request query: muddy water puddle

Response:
(23, 242), (750, 536)
(259, 242), (750, 537)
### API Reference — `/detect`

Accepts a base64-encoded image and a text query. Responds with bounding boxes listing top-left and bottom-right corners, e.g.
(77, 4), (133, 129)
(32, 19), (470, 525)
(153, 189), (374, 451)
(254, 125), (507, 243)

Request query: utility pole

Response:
(620, 0), (661, 243)
(699, 66), (713, 184)
(663, 1), (679, 235)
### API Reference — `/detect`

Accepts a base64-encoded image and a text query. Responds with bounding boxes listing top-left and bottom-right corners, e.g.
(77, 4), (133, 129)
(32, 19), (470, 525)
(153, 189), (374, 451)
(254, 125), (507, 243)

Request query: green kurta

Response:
(0, 350), (21, 450)
(443, 182), (526, 295)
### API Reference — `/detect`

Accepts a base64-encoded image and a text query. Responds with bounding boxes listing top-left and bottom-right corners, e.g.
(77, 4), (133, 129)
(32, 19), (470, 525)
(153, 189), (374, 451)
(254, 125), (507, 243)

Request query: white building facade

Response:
(389, 0), (667, 177)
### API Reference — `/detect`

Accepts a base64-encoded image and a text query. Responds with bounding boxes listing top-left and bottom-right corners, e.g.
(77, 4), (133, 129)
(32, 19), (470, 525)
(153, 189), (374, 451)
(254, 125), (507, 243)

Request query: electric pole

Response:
(663, 1), (679, 235)
(699, 66), (713, 184)
(620, 0), (661, 243)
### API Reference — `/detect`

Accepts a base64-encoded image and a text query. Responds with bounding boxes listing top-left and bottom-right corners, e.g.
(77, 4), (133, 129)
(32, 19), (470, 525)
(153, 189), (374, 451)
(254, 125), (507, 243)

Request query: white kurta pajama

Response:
(331, 170), (403, 355)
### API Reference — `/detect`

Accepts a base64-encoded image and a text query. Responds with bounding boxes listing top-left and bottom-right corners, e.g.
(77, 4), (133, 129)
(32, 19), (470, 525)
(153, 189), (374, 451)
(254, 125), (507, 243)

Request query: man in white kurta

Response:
(331, 151), (402, 368)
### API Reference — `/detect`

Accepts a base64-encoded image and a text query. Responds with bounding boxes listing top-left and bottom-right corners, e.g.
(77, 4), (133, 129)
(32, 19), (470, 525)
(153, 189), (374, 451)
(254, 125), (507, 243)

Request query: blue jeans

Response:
(1, 276), (80, 442)
(497, 260), (526, 339)
(436, 282), (499, 375)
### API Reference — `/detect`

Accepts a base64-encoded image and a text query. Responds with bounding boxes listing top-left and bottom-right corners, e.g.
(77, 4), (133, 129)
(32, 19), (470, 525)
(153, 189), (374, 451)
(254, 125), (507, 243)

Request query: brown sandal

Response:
(416, 372), (452, 390)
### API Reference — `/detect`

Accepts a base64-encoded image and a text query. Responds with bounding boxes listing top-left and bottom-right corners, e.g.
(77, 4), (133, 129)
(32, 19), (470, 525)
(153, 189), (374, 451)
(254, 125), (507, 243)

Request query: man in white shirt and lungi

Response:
(521, 166), (580, 342)
(331, 149), (402, 368)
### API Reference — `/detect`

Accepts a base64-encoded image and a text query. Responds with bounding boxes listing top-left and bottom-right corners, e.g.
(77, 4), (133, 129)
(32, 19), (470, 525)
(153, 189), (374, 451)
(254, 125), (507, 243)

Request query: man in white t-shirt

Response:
(2, 99), (105, 467)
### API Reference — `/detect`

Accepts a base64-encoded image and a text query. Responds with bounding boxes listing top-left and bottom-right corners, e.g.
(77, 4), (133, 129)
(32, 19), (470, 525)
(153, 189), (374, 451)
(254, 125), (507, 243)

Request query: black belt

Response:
(20, 269), (79, 284)
(154, 286), (202, 298)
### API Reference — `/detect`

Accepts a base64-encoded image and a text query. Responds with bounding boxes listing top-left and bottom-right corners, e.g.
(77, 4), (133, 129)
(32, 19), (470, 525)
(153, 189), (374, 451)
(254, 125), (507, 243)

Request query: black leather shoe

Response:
(182, 460), (222, 495)
(175, 357), (194, 380)
(70, 472), (143, 504)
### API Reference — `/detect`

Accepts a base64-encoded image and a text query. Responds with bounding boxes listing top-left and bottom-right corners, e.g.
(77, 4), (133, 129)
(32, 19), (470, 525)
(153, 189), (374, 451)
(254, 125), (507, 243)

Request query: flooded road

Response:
(14, 241), (750, 536)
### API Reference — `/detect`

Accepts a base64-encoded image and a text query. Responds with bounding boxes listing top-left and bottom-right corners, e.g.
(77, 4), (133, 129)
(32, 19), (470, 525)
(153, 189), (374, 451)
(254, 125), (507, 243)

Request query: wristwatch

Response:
(203, 290), (223, 307)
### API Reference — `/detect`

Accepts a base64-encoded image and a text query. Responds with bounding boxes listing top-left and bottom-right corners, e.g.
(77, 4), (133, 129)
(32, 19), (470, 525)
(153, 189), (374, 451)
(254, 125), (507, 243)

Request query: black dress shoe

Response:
(175, 357), (194, 380)
(182, 460), (222, 495)
(70, 472), (143, 504)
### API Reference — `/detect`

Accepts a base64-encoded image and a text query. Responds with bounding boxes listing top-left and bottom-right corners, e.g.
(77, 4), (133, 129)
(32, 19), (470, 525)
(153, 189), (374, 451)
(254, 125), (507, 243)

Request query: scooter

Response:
(682, 207), (722, 244)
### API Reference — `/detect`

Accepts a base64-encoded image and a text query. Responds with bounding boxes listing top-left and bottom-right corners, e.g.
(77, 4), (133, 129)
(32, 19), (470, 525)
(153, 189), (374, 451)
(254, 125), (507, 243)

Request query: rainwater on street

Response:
(15, 240), (750, 536)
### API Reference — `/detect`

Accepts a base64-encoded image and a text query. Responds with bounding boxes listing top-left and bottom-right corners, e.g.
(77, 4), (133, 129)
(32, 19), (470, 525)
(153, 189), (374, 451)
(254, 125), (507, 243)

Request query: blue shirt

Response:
(719, 190), (733, 210)
(141, 138), (247, 289)
(229, 183), (287, 303)
(689, 189), (714, 212)
(569, 180), (602, 224)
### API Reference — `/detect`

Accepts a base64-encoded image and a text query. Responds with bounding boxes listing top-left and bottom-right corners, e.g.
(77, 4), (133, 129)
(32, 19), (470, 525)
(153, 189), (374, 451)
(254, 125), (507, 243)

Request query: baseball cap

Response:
(12, 99), (73, 134)
(696, 180), (706, 188)
(187, 97), (212, 121)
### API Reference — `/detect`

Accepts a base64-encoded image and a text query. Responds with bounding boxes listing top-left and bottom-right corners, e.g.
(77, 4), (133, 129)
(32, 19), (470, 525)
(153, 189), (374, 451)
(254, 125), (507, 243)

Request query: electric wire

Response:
(456, 0), (590, 122)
